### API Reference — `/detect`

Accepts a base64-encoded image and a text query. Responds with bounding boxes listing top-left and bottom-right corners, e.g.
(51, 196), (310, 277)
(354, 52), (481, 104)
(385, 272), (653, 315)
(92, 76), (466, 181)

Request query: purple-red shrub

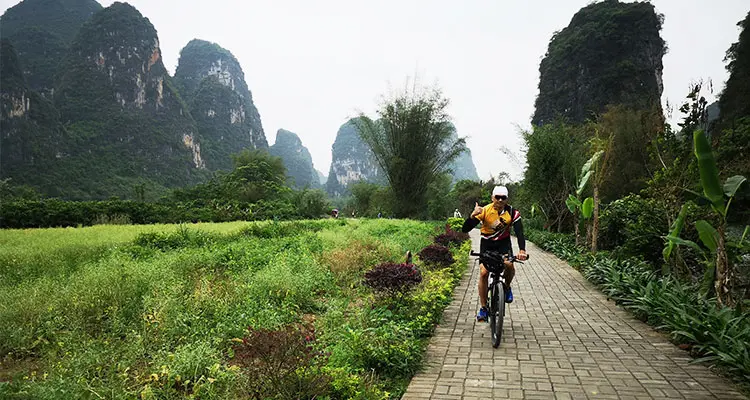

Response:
(418, 244), (455, 267)
(434, 226), (469, 247)
(232, 323), (330, 398)
(364, 262), (422, 295)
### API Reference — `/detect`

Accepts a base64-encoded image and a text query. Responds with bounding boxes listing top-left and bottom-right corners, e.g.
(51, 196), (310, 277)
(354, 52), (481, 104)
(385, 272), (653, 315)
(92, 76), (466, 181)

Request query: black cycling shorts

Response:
(480, 237), (513, 257)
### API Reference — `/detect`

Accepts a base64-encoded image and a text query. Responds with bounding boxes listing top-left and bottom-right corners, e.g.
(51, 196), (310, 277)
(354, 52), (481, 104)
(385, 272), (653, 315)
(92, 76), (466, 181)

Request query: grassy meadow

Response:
(0, 218), (470, 399)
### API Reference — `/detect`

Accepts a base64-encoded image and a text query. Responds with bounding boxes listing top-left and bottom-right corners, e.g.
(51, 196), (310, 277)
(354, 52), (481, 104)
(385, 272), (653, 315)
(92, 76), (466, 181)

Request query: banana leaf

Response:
(581, 150), (603, 176)
(693, 130), (725, 215)
(695, 220), (719, 253)
(581, 197), (594, 219)
(663, 204), (689, 262)
(566, 194), (581, 213)
(723, 175), (747, 198)
(663, 235), (704, 256)
(576, 171), (592, 198)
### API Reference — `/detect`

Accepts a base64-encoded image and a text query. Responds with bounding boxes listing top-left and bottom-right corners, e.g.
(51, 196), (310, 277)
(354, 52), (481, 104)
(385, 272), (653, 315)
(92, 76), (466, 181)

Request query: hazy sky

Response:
(2, 0), (748, 181)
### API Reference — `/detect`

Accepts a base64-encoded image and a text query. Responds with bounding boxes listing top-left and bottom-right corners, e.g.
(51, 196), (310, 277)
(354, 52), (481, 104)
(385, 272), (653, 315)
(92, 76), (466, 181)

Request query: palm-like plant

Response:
(355, 84), (466, 218)
(663, 130), (747, 305)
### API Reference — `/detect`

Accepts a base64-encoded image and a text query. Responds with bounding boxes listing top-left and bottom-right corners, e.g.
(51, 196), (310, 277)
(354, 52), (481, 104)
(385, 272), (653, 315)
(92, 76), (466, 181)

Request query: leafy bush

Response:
(434, 226), (470, 247)
(417, 244), (454, 267)
(232, 323), (331, 399)
(349, 318), (424, 378)
(598, 194), (670, 266)
(446, 217), (463, 232)
(133, 227), (219, 251)
(249, 252), (332, 313)
(364, 262), (422, 296)
(142, 341), (236, 398)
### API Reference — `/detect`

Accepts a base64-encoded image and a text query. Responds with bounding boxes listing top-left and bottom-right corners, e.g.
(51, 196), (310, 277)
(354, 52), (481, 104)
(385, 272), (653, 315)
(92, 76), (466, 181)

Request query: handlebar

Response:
(470, 250), (527, 263)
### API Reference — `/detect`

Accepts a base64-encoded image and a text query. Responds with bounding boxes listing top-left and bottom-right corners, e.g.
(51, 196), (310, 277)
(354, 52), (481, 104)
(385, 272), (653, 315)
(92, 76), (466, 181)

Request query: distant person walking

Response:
(453, 209), (462, 218)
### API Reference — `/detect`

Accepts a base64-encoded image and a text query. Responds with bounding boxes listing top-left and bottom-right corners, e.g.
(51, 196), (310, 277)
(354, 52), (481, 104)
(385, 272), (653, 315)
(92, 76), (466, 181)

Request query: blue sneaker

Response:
(505, 287), (514, 303)
(476, 306), (488, 322)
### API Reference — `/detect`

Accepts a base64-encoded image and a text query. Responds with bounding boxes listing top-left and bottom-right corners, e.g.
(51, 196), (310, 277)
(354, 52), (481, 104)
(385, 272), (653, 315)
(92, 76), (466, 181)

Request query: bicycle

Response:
(470, 250), (526, 348)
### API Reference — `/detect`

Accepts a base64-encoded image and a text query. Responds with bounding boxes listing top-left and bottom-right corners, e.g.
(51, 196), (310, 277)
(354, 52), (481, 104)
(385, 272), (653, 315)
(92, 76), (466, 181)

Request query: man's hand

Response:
(517, 250), (528, 261)
(470, 202), (482, 217)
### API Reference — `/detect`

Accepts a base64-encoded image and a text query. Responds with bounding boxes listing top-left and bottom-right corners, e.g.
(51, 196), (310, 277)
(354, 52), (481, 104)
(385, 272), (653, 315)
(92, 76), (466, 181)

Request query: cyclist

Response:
(461, 185), (527, 322)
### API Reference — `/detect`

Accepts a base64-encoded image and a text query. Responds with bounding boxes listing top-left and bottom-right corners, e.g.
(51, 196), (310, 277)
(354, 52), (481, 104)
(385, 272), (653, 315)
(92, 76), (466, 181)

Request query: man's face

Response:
(492, 194), (507, 210)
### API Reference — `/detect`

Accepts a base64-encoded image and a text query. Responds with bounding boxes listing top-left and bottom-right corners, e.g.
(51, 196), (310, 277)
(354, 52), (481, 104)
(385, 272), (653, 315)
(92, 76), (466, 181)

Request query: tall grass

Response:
(0, 218), (460, 399)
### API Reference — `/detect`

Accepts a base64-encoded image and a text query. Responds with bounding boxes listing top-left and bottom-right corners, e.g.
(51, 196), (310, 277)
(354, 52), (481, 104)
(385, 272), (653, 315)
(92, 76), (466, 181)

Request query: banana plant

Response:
(566, 151), (602, 245)
(663, 130), (747, 305)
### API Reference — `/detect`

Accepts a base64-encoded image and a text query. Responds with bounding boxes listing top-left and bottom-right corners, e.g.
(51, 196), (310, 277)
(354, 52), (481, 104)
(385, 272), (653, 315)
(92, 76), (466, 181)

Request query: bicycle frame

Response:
(471, 250), (524, 348)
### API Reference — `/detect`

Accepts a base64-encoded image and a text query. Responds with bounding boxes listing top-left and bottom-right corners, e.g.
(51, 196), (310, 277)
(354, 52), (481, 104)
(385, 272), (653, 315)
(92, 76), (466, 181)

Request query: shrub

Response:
(434, 226), (469, 247)
(417, 244), (454, 267)
(320, 240), (393, 288)
(446, 217), (463, 232)
(598, 194), (669, 266)
(133, 227), (217, 251)
(364, 262), (422, 296)
(232, 323), (331, 399)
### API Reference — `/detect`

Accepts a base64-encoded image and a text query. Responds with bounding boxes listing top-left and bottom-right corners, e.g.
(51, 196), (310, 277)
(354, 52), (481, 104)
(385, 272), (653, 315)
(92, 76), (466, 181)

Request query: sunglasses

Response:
(494, 195), (507, 201)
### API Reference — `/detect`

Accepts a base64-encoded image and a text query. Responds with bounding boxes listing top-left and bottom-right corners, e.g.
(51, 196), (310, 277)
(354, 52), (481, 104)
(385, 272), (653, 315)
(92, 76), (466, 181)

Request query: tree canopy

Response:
(355, 85), (466, 219)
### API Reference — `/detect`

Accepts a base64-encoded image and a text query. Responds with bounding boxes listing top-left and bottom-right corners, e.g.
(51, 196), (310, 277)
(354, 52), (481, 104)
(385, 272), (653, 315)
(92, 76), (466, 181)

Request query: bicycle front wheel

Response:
(490, 284), (505, 348)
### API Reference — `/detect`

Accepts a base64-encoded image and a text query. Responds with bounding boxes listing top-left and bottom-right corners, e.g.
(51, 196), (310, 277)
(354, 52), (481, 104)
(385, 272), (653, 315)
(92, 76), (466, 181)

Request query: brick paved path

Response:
(402, 231), (746, 399)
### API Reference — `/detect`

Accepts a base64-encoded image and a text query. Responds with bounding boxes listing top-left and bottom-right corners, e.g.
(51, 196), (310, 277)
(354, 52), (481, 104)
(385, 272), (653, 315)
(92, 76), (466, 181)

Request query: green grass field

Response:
(0, 218), (469, 399)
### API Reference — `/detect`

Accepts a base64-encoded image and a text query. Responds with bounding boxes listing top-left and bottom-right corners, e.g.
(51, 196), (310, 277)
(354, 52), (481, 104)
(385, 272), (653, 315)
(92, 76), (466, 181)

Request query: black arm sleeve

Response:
(513, 219), (526, 251)
(461, 217), (480, 233)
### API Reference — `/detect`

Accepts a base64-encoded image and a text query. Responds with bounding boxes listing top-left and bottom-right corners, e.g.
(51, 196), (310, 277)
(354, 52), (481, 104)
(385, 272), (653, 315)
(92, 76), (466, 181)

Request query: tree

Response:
(225, 149), (289, 203)
(664, 130), (747, 306)
(596, 105), (663, 202)
(355, 84), (466, 218)
(522, 121), (589, 232)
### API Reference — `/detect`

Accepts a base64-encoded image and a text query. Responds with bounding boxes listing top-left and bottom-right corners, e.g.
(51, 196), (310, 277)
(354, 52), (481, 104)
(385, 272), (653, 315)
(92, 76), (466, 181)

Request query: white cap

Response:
(492, 186), (508, 197)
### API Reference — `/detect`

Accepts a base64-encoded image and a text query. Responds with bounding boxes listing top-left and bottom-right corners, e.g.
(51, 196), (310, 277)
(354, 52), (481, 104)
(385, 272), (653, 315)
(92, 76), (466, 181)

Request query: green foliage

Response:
(522, 120), (589, 232)
(445, 217), (463, 232)
(449, 179), (484, 218)
(599, 194), (670, 266)
(348, 181), (390, 217)
(1, 218), (456, 398)
(426, 172), (455, 220)
(596, 105), (663, 201)
(0, 199), (251, 229)
(297, 188), (330, 218)
(355, 84), (466, 218)
(716, 117), (750, 181)
(694, 130), (727, 215)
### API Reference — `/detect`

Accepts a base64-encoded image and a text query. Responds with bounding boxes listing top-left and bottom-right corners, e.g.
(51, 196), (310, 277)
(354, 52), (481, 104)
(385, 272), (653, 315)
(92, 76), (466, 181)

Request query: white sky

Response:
(2, 0), (748, 180)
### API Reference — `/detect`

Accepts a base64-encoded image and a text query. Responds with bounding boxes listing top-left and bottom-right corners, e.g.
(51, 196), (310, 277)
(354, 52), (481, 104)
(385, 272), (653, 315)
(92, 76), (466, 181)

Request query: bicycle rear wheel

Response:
(490, 283), (505, 348)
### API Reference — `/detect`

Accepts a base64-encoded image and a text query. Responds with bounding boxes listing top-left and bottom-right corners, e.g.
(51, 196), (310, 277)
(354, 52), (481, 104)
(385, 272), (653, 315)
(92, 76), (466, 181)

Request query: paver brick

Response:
(400, 232), (746, 399)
